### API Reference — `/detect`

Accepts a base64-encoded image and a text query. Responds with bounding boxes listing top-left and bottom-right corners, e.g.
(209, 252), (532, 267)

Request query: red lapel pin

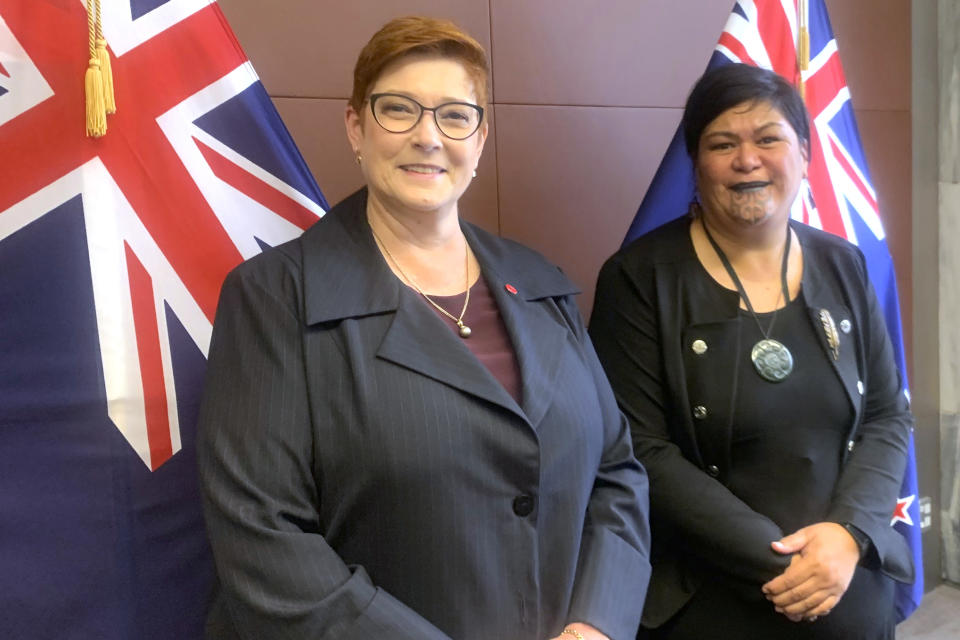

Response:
(505, 284), (518, 295)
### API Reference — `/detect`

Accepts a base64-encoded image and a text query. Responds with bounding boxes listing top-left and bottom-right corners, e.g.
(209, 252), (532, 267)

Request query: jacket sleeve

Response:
(825, 254), (915, 584)
(557, 295), (652, 640)
(589, 256), (790, 585)
(197, 265), (450, 640)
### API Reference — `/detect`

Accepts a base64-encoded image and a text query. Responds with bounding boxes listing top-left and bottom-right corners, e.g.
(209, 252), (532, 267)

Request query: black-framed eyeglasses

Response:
(369, 93), (484, 140)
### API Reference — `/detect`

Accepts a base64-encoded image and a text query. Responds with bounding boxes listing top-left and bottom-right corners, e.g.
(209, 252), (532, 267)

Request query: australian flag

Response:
(0, 1), (326, 637)
(625, 0), (923, 622)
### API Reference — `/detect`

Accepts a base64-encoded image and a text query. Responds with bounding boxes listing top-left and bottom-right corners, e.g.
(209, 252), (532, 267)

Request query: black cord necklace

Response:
(702, 220), (794, 382)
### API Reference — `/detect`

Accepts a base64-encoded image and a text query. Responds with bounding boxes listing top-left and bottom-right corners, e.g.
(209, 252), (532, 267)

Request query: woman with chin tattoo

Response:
(589, 63), (914, 639)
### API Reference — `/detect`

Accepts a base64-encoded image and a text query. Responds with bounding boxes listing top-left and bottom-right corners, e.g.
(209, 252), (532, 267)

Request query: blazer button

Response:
(692, 339), (708, 355)
(706, 464), (720, 477)
(512, 495), (535, 517)
(847, 440), (855, 452)
(693, 405), (708, 420)
(857, 380), (864, 395)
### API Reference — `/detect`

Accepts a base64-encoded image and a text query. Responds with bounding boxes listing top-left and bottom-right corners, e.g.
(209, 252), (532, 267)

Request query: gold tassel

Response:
(85, 56), (107, 137)
(84, 1), (106, 137)
(96, 37), (115, 114)
(84, 0), (112, 137)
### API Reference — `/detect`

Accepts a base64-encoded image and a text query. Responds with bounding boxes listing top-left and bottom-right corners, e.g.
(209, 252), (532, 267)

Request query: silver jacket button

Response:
(706, 464), (720, 477)
(840, 319), (852, 333)
(693, 405), (708, 420)
(847, 440), (856, 452)
(857, 380), (864, 395)
(692, 339), (708, 355)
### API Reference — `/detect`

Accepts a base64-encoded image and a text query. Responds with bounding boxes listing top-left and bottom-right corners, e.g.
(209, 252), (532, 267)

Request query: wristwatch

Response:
(841, 522), (871, 560)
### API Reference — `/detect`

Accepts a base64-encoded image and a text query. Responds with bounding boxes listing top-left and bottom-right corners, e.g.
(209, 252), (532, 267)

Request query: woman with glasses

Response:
(198, 16), (651, 640)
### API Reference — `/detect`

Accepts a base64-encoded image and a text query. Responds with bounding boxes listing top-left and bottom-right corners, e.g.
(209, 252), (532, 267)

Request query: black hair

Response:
(682, 63), (810, 158)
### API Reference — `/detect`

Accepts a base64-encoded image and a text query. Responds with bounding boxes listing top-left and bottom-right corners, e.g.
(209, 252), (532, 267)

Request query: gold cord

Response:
(798, 0), (810, 98)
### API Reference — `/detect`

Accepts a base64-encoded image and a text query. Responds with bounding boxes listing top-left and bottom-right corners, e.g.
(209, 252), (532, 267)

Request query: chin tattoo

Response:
(730, 190), (773, 224)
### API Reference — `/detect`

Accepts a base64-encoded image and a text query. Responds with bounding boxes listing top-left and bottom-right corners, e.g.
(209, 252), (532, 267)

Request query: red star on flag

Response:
(891, 494), (915, 527)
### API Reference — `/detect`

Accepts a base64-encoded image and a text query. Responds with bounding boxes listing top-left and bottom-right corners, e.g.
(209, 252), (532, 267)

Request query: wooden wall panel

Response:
(272, 98), (357, 204)
(489, 0), (730, 107)
(495, 104), (680, 315)
(218, 0), (493, 98)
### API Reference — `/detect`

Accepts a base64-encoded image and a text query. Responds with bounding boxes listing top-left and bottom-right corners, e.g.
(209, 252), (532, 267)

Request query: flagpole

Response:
(798, 0), (809, 98)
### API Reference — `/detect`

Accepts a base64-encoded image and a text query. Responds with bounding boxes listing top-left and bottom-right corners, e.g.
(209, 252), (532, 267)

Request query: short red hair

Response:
(349, 16), (490, 114)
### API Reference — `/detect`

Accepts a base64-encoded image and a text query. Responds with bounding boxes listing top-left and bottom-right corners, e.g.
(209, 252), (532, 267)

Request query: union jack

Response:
(0, 1), (325, 637)
(625, 0), (923, 622)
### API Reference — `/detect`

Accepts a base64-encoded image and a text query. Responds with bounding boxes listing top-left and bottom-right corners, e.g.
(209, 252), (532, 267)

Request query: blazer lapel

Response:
(376, 286), (525, 418)
(301, 188), (580, 425)
(302, 189), (525, 419)
(796, 226), (861, 420)
(464, 224), (580, 430)
(803, 299), (860, 417)
(485, 270), (568, 429)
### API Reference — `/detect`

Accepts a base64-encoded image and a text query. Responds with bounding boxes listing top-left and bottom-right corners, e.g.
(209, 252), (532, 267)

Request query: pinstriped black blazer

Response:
(197, 189), (652, 640)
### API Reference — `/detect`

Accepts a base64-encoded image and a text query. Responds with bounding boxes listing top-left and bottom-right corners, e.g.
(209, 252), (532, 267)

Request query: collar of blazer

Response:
(658, 217), (858, 322)
(300, 188), (579, 326)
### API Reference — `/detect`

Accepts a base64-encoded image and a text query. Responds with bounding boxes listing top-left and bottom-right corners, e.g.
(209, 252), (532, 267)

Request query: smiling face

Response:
(345, 54), (487, 221)
(695, 100), (808, 231)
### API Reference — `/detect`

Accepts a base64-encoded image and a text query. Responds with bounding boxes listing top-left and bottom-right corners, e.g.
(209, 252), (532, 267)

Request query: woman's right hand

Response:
(761, 522), (860, 621)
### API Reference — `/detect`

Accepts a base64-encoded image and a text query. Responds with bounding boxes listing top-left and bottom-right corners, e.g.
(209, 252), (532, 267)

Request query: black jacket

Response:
(198, 189), (652, 640)
(589, 216), (913, 628)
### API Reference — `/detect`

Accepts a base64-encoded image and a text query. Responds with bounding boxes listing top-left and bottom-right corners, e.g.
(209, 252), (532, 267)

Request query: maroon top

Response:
(423, 276), (522, 404)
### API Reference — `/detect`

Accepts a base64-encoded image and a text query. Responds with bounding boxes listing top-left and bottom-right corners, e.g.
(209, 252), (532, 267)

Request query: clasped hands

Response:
(761, 522), (861, 623)
(546, 524), (861, 634)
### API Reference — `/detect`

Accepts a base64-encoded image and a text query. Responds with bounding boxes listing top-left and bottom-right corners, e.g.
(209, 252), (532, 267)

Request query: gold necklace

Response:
(370, 225), (473, 338)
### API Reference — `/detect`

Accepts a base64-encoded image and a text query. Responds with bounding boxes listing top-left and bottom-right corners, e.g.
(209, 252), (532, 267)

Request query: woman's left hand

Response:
(548, 622), (610, 640)
(761, 522), (861, 622)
